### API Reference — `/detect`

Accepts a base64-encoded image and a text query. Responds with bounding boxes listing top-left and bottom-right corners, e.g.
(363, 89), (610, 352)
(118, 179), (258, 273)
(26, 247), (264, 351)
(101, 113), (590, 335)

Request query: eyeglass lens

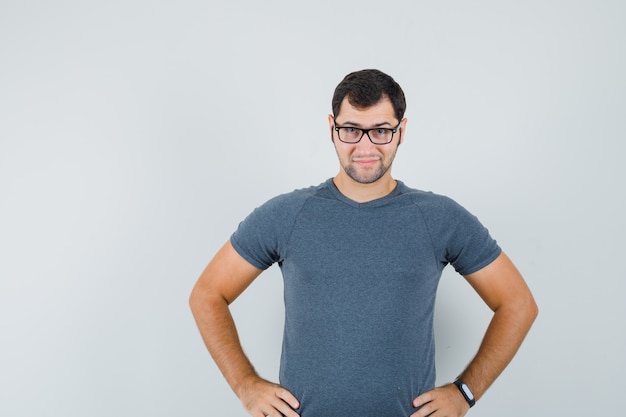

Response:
(338, 127), (393, 144)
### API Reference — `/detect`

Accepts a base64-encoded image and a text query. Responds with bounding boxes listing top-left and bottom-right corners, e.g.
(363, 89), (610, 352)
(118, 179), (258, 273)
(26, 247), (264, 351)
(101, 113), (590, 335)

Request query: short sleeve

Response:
(230, 191), (310, 270)
(416, 194), (501, 276)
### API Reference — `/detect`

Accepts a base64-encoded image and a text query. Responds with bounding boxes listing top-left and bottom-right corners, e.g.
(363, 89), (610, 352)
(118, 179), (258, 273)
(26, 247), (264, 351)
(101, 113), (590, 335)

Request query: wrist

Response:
(453, 379), (476, 408)
(232, 371), (261, 398)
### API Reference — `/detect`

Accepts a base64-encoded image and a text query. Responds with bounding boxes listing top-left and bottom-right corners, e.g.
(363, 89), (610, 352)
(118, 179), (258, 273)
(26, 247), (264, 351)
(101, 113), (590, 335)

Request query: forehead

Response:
(335, 97), (396, 124)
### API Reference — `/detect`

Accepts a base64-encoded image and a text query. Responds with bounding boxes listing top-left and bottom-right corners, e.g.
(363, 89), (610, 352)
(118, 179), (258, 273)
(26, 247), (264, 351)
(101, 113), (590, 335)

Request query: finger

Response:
(271, 395), (299, 417)
(410, 401), (435, 417)
(276, 388), (300, 410)
(274, 402), (300, 417)
(260, 404), (290, 417)
(413, 390), (434, 408)
(264, 404), (299, 417)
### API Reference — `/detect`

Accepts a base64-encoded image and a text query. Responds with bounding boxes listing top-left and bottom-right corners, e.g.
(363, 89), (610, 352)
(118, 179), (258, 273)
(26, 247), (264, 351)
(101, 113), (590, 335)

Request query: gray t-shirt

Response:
(231, 179), (501, 417)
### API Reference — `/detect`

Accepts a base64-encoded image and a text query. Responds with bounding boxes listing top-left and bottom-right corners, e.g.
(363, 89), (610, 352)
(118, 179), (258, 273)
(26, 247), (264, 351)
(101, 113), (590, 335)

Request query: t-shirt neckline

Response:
(325, 178), (405, 208)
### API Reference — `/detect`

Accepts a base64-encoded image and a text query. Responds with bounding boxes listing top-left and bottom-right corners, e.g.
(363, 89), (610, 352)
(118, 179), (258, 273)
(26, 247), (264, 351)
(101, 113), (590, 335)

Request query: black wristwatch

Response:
(453, 379), (476, 408)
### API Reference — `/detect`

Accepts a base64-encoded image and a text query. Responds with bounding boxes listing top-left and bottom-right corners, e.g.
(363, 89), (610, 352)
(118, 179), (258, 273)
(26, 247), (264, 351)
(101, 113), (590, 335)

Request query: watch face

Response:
(461, 384), (475, 400)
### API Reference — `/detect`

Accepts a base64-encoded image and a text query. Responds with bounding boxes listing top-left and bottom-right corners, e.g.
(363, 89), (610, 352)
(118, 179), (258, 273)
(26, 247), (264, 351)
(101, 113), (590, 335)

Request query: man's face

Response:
(329, 97), (405, 185)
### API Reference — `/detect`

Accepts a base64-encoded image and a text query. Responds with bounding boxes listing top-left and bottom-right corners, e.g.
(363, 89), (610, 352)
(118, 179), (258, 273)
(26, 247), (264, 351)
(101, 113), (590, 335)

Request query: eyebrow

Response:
(337, 120), (395, 128)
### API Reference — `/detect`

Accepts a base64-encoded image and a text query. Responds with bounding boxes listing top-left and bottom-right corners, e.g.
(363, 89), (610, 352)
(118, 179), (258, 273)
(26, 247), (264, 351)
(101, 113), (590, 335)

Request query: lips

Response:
(352, 154), (380, 160)
(352, 156), (380, 166)
(355, 160), (378, 166)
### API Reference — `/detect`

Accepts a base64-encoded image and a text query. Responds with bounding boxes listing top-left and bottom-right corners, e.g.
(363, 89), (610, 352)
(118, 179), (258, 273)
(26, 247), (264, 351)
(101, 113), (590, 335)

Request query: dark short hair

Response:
(331, 69), (406, 122)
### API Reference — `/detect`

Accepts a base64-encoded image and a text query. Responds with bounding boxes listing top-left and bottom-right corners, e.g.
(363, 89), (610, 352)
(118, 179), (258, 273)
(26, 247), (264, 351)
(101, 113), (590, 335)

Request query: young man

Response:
(190, 69), (538, 417)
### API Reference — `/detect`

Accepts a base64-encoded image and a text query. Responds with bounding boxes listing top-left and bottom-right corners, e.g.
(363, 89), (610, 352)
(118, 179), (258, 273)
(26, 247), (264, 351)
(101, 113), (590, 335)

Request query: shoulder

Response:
(258, 181), (329, 213)
(395, 182), (484, 233)
(396, 182), (500, 273)
(230, 182), (330, 269)
(243, 181), (334, 225)
(396, 181), (464, 214)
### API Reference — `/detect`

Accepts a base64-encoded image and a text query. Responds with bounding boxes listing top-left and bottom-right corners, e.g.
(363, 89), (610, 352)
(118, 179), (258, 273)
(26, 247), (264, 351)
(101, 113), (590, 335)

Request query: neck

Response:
(332, 173), (397, 203)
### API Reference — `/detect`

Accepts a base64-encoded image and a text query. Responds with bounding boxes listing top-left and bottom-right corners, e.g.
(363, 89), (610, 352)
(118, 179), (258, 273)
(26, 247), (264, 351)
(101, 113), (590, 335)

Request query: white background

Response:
(1, 1), (624, 416)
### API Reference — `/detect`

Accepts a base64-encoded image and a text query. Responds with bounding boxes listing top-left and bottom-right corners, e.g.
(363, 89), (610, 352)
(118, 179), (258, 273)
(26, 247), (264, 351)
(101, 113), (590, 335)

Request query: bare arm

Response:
(189, 241), (300, 417)
(412, 252), (538, 417)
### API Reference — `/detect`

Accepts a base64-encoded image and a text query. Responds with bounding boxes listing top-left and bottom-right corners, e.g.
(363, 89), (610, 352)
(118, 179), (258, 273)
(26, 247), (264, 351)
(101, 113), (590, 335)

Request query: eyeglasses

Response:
(333, 120), (402, 144)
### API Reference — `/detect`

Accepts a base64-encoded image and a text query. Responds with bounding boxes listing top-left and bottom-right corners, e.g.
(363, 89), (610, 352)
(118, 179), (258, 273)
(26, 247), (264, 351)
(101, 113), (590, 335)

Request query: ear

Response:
(398, 118), (408, 145)
(328, 114), (335, 142)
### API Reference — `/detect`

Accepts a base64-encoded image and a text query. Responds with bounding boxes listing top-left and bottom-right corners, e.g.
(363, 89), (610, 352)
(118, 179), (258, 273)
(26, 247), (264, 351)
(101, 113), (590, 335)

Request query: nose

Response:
(355, 133), (378, 151)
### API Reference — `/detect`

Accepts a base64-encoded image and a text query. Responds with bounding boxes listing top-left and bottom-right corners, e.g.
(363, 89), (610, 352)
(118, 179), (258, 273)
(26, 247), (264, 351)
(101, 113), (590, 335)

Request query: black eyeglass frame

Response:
(332, 119), (403, 144)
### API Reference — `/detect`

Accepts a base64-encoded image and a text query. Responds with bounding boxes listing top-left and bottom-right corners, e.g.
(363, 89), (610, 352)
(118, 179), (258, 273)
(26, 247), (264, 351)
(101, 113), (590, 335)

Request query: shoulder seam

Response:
(408, 193), (443, 270)
(282, 186), (325, 260)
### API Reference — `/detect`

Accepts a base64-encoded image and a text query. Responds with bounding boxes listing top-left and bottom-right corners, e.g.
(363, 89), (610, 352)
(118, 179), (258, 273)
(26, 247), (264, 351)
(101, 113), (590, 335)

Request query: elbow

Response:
(529, 296), (539, 324)
(520, 292), (539, 329)
(189, 282), (229, 319)
(189, 287), (200, 317)
(189, 283), (208, 318)
(497, 292), (538, 330)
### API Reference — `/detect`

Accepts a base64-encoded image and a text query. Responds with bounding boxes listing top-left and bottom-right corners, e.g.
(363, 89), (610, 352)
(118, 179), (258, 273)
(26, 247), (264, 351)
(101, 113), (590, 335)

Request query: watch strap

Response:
(453, 379), (476, 408)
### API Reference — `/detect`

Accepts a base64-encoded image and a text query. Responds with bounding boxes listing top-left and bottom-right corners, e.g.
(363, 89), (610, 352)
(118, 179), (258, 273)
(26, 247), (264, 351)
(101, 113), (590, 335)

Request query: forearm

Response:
(189, 243), (300, 417)
(457, 297), (538, 400)
(189, 292), (259, 396)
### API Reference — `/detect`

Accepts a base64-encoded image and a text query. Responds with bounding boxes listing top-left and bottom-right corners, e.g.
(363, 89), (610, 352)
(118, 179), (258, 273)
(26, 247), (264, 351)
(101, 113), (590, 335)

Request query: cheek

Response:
(333, 140), (351, 152)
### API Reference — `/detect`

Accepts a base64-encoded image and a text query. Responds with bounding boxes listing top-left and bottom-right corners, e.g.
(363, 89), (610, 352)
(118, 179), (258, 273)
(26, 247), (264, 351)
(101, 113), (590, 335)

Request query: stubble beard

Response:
(340, 146), (399, 184)
(343, 161), (390, 184)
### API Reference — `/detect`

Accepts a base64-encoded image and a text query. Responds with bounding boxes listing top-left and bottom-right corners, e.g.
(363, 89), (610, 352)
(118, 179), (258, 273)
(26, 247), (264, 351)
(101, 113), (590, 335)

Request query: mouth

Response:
(352, 157), (380, 167)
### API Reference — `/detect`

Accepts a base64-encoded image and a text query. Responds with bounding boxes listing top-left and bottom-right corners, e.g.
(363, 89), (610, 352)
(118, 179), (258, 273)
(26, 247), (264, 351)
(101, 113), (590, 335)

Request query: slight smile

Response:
(352, 156), (381, 166)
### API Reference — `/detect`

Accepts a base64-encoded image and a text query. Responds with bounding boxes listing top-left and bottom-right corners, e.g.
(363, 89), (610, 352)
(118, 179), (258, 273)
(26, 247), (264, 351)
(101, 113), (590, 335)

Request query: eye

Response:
(371, 128), (390, 138)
